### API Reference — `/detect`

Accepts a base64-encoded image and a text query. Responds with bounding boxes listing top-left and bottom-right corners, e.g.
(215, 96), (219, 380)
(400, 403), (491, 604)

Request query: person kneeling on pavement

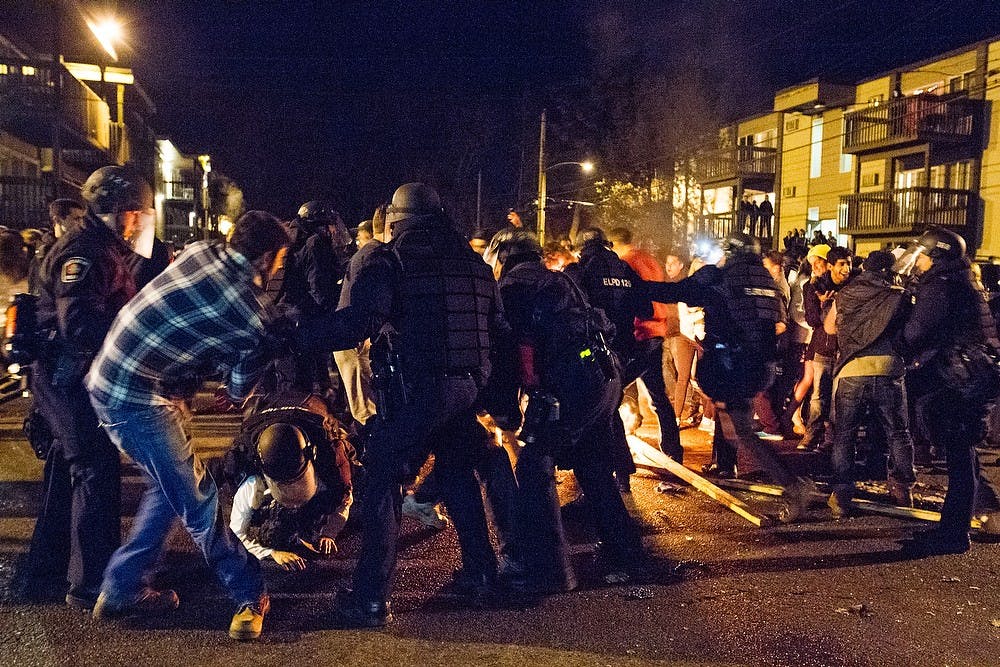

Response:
(225, 395), (355, 571)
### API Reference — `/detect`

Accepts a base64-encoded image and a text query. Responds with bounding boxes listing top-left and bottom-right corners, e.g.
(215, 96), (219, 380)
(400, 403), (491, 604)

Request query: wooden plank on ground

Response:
(715, 478), (983, 530)
(627, 435), (773, 527)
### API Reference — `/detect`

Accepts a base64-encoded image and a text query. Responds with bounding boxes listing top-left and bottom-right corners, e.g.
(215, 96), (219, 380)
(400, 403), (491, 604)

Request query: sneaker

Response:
(93, 588), (180, 621)
(697, 417), (716, 434)
(755, 430), (783, 442)
(229, 594), (270, 641)
(401, 494), (450, 530)
(65, 587), (99, 612)
(331, 589), (392, 629)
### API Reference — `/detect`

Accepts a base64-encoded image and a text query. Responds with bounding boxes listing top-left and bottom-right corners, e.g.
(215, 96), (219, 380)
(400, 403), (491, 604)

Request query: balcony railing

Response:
(840, 187), (971, 235)
(0, 176), (55, 230)
(698, 212), (739, 239)
(843, 95), (978, 154)
(163, 180), (196, 201)
(0, 60), (111, 152)
(695, 146), (777, 184)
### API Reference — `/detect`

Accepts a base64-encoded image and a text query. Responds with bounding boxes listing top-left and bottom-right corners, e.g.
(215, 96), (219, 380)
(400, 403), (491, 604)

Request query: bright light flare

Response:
(580, 161), (595, 173)
(87, 17), (123, 60)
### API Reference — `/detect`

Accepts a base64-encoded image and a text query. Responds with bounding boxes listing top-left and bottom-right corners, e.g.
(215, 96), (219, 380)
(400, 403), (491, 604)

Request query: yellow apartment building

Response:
(698, 35), (1000, 259)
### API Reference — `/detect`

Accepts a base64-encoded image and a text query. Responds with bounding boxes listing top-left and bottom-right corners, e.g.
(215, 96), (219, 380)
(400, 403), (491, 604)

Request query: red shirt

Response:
(621, 247), (674, 340)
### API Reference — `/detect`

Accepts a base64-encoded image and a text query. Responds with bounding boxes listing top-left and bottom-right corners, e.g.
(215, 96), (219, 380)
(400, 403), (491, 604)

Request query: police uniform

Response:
(266, 218), (349, 398)
(495, 255), (643, 590)
(646, 252), (810, 504)
(296, 208), (506, 620)
(19, 212), (135, 602)
(904, 251), (999, 549)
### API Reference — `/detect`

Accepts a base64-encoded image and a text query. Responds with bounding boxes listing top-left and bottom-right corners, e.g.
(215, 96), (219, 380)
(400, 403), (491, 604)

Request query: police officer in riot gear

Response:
(645, 232), (816, 521)
(898, 227), (1000, 555)
(264, 200), (352, 401)
(484, 229), (644, 592)
(295, 183), (510, 627)
(565, 227), (670, 490)
(13, 166), (145, 608)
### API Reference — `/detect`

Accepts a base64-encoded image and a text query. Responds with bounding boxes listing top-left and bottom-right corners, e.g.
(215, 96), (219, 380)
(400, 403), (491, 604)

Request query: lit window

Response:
(0, 64), (8, 75)
(22, 65), (35, 76)
(809, 117), (823, 179)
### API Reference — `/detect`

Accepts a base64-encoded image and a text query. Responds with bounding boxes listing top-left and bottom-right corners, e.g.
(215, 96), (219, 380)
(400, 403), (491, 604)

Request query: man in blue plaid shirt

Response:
(86, 211), (289, 641)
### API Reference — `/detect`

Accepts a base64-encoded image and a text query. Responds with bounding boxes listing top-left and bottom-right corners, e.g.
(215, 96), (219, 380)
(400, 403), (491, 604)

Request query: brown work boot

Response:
(93, 588), (180, 621)
(229, 594), (270, 641)
(889, 484), (914, 508)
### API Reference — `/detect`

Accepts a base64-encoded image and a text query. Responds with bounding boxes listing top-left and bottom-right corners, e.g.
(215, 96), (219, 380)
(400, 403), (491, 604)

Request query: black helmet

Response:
(722, 231), (761, 258)
(575, 227), (610, 249)
(385, 183), (443, 225)
(256, 422), (316, 507)
(483, 228), (542, 270)
(915, 226), (965, 260)
(296, 200), (341, 225)
(81, 165), (153, 216)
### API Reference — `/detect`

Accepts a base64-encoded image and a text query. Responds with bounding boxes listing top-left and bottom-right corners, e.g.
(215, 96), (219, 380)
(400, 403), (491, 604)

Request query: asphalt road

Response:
(0, 395), (998, 667)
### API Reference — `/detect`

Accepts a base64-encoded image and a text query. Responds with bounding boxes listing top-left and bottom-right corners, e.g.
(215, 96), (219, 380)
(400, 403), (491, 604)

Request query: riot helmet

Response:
(256, 422), (317, 508)
(81, 166), (153, 235)
(483, 228), (542, 271)
(722, 231), (761, 258)
(893, 226), (966, 277)
(297, 200), (341, 226)
(575, 227), (611, 249)
(385, 183), (443, 228)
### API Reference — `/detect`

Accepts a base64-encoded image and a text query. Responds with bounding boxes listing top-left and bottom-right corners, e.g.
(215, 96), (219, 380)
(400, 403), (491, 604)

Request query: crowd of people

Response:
(2, 164), (999, 643)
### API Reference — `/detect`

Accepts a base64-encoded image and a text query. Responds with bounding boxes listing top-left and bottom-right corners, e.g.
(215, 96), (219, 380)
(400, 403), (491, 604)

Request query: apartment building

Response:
(0, 31), (220, 241)
(696, 35), (1000, 259)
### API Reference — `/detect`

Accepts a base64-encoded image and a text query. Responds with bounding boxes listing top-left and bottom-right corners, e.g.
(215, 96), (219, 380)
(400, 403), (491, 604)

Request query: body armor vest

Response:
(720, 256), (781, 357)
(387, 221), (495, 378)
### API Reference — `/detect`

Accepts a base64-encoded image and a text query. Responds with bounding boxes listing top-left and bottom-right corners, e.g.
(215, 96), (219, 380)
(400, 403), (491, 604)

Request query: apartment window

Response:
(807, 207), (820, 222)
(867, 95), (884, 107)
(0, 64), (8, 75)
(809, 117), (823, 179)
(21, 65), (36, 76)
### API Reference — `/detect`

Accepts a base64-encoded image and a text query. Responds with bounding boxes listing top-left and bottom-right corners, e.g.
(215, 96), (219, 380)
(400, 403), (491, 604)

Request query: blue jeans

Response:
(802, 353), (834, 449)
(831, 374), (915, 497)
(91, 401), (264, 606)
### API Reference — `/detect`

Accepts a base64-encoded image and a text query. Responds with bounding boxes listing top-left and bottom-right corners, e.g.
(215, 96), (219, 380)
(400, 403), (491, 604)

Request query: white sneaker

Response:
(698, 417), (716, 434)
(755, 431), (783, 441)
(402, 494), (450, 530)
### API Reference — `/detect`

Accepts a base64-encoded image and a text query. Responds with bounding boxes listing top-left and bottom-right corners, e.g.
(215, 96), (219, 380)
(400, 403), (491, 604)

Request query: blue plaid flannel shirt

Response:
(86, 241), (268, 410)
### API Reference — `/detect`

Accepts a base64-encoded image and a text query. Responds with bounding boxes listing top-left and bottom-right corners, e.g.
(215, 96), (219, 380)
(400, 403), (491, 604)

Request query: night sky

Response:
(7, 0), (1000, 230)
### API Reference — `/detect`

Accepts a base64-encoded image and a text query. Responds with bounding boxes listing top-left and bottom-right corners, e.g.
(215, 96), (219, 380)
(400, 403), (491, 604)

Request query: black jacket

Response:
(565, 241), (650, 356)
(833, 270), (908, 375)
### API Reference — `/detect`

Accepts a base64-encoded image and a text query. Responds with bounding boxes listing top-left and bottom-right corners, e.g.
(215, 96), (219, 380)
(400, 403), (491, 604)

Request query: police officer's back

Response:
(14, 166), (145, 608)
(484, 229), (644, 592)
(295, 183), (504, 627)
(565, 227), (650, 358)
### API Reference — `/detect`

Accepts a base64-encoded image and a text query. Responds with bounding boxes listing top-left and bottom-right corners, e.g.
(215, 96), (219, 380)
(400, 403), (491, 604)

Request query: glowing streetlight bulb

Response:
(87, 16), (123, 60)
(581, 161), (595, 173)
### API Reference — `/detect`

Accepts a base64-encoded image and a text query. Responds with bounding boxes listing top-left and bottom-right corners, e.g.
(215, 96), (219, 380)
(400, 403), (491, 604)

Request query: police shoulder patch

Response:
(60, 257), (92, 283)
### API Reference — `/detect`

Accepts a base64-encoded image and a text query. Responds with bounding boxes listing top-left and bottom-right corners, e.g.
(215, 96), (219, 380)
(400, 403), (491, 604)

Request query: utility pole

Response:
(51, 1), (63, 197)
(475, 169), (482, 231)
(537, 109), (546, 245)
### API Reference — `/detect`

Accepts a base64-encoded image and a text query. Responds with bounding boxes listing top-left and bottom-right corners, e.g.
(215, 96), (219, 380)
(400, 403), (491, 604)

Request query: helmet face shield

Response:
(892, 242), (926, 278)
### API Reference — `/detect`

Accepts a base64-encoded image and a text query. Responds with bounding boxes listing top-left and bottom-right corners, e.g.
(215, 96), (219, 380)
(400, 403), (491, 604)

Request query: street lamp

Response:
(86, 16), (123, 61)
(537, 159), (595, 246)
